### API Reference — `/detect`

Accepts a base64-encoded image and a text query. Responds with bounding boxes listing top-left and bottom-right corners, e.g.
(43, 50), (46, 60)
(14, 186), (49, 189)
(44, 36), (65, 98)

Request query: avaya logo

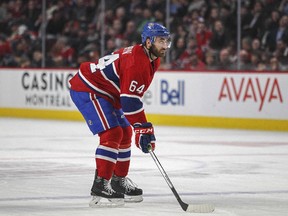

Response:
(218, 77), (283, 111)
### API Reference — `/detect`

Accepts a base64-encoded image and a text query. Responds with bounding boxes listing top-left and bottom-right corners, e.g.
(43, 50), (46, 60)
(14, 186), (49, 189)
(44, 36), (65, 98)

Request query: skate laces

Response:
(103, 179), (116, 195)
(121, 177), (137, 192)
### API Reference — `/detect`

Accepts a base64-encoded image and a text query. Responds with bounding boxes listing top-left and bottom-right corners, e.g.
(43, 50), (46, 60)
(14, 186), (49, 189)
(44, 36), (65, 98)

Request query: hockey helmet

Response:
(141, 22), (171, 48)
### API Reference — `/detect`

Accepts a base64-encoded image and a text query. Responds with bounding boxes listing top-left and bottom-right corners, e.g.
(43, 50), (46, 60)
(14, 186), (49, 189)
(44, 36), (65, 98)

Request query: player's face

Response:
(151, 36), (171, 57)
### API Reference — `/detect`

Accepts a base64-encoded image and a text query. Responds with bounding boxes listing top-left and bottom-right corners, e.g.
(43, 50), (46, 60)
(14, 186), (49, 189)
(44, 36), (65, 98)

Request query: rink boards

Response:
(0, 68), (287, 131)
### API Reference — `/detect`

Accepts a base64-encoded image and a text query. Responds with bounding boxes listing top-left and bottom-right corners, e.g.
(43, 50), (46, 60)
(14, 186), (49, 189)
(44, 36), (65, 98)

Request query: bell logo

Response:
(160, 80), (185, 105)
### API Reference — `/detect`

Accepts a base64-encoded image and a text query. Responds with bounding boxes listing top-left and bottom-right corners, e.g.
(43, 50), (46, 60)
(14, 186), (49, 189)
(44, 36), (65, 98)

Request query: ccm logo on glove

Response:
(133, 122), (156, 153)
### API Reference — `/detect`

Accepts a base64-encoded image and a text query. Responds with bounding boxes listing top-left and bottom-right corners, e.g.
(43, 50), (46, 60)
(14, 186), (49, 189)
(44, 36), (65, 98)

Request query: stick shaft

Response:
(149, 150), (188, 211)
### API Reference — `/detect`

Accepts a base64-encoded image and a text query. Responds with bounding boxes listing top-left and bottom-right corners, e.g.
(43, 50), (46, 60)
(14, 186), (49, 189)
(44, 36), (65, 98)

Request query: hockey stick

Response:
(148, 149), (215, 213)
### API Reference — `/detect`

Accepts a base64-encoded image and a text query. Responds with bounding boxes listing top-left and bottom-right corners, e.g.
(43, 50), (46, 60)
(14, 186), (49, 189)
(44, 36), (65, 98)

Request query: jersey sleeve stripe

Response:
(123, 107), (144, 115)
(100, 65), (120, 92)
(120, 95), (144, 115)
(120, 93), (142, 100)
(112, 61), (119, 79)
(78, 70), (115, 101)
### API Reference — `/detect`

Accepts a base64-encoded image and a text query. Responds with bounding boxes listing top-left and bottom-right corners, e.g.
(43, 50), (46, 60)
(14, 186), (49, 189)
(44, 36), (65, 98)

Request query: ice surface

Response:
(0, 118), (287, 216)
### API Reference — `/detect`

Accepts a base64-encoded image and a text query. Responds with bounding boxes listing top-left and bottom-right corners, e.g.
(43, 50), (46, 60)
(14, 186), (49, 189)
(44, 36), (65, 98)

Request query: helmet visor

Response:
(153, 36), (172, 48)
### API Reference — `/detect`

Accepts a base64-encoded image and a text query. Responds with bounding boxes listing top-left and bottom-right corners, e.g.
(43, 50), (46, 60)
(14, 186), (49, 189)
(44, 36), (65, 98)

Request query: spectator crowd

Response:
(0, 0), (288, 71)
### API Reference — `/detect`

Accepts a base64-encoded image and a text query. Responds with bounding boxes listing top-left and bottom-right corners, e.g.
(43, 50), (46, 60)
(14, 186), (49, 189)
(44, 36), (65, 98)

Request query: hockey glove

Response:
(133, 122), (156, 153)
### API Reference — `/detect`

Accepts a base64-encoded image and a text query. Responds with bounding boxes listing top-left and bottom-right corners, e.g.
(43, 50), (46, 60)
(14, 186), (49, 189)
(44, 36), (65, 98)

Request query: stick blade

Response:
(186, 204), (215, 213)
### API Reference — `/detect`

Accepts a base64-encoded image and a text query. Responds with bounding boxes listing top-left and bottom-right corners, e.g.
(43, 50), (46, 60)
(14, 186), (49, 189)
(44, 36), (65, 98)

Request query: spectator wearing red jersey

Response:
(183, 52), (206, 70)
(49, 36), (75, 67)
(172, 37), (203, 69)
(0, 34), (11, 59)
(195, 17), (212, 60)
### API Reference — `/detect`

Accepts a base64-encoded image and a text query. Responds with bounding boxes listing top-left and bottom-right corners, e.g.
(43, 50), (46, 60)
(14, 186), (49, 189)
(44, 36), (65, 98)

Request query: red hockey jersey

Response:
(69, 44), (160, 125)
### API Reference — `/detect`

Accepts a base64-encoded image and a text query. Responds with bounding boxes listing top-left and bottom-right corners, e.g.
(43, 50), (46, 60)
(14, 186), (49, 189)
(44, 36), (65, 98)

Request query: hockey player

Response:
(69, 22), (171, 207)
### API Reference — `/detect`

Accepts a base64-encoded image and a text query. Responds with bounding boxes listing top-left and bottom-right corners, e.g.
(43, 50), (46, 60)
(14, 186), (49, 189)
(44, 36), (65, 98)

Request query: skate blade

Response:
(89, 196), (124, 208)
(124, 195), (143, 203)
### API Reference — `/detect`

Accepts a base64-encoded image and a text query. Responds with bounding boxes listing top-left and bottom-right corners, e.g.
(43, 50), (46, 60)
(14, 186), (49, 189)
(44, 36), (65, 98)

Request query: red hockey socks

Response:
(96, 126), (123, 180)
(114, 126), (132, 177)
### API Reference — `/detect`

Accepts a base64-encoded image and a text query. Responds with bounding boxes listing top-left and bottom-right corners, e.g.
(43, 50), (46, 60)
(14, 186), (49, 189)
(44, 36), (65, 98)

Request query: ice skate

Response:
(111, 175), (143, 203)
(89, 176), (124, 208)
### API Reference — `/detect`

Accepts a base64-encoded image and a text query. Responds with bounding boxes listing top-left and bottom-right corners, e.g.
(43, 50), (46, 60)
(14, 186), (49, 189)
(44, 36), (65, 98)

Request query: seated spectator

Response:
(184, 9), (200, 39)
(18, 56), (31, 68)
(217, 48), (234, 70)
(23, 0), (41, 32)
(241, 37), (252, 53)
(259, 52), (271, 67)
(49, 36), (75, 67)
(105, 38), (116, 55)
(123, 20), (141, 45)
(238, 49), (252, 71)
(269, 57), (283, 71)
(250, 52), (261, 70)
(266, 15), (288, 52)
(209, 19), (231, 51)
(251, 38), (264, 53)
(170, 37), (186, 64)
(204, 51), (218, 70)
(195, 17), (212, 60)
(273, 39), (288, 67)
(46, 9), (66, 38)
(206, 6), (220, 30)
(242, 1), (265, 39)
(0, 34), (11, 60)
(256, 61), (269, 71)
(171, 37), (203, 69)
(183, 52), (206, 70)
(31, 50), (42, 67)
(267, 10), (281, 31)
(279, 0), (288, 15)
(154, 9), (165, 24)
(137, 7), (155, 33)
(219, 4), (236, 39)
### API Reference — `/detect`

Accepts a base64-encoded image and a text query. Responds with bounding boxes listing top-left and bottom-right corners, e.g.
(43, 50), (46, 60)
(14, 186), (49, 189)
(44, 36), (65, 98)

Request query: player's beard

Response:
(150, 44), (166, 58)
